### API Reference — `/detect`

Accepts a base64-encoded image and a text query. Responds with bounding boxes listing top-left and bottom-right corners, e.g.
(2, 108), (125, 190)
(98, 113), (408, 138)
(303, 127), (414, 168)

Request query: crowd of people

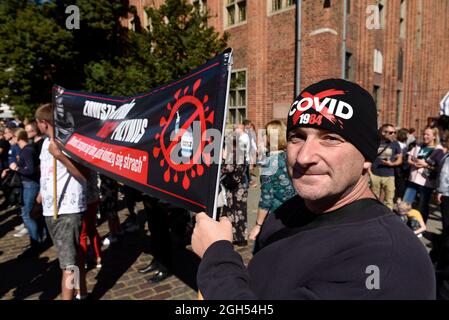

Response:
(2, 79), (449, 300)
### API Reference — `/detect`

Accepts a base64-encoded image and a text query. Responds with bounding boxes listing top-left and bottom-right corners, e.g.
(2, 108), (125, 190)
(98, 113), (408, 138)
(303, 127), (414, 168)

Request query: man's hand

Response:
(248, 225), (261, 241)
(48, 138), (63, 160)
(437, 193), (443, 204)
(191, 212), (233, 258)
(1, 168), (9, 179)
(9, 162), (18, 171)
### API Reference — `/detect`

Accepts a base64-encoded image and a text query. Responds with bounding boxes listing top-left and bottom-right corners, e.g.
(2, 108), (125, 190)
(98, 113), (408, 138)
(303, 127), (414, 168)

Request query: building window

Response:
(373, 85), (381, 110)
(270, 0), (296, 13)
(374, 49), (383, 74)
(345, 52), (355, 81)
(346, 0), (351, 14)
(226, 0), (246, 27)
(323, 0), (331, 8)
(378, 0), (385, 29)
(396, 90), (403, 126)
(192, 0), (207, 14)
(227, 70), (247, 125)
(398, 48), (404, 81)
(399, 0), (406, 39)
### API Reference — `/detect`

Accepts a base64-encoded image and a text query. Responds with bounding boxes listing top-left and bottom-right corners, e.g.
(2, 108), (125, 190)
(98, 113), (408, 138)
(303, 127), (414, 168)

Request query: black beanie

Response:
(287, 78), (380, 162)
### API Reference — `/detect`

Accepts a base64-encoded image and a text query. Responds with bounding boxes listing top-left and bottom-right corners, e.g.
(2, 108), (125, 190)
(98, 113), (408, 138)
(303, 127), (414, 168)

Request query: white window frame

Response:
(227, 68), (248, 125)
(224, 0), (247, 29)
(268, 0), (296, 16)
(374, 49), (383, 74)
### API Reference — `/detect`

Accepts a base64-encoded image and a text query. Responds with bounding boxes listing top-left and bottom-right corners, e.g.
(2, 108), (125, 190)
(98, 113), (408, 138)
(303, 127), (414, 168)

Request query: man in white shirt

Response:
(35, 103), (88, 300)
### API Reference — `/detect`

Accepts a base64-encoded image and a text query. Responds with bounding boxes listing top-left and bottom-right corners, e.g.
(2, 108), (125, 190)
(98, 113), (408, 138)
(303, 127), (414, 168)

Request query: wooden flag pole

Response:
(53, 156), (58, 220)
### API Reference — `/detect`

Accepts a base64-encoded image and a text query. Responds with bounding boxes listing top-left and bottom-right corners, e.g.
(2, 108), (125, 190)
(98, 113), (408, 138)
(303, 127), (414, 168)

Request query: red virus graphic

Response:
(293, 89), (345, 129)
(152, 79), (215, 190)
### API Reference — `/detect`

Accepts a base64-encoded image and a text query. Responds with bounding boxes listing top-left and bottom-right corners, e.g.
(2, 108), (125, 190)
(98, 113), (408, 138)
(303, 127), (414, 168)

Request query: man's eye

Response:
(288, 135), (304, 143)
(322, 135), (344, 144)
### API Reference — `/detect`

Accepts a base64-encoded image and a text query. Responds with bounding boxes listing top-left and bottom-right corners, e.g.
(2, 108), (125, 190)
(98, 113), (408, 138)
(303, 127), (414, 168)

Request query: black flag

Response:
(53, 49), (233, 218)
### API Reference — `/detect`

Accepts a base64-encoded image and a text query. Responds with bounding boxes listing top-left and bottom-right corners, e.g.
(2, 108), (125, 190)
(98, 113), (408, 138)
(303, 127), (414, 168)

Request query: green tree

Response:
(0, 0), (74, 118)
(146, 0), (228, 83)
(85, 0), (228, 95)
(0, 0), (228, 118)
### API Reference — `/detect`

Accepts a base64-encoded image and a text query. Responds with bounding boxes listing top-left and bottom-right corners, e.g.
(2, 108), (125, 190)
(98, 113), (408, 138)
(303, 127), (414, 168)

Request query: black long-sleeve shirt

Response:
(197, 197), (436, 299)
(17, 145), (39, 183)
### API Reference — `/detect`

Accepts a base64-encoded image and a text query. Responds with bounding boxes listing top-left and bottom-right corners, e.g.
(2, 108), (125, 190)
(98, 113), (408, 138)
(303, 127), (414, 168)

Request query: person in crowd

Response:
(394, 128), (409, 203)
(9, 128), (44, 257)
(35, 103), (88, 300)
(79, 170), (102, 270)
(435, 130), (449, 299)
(219, 131), (249, 246)
(243, 120), (258, 187)
(248, 120), (296, 251)
(6, 126), (20, 166)
(192, 78), (435, 299)
(121, 185), (141, 233)
(437, 130), (449, 236)
(0, 128), (10, 174)
(235, 124), (251, 186)
(99, 175), (123, 246)
(369, 124), (402, 209)
(403, 126), (444, 222)
(396, 201), (426, 237)
(25, 121), (44, 157)
(407, 127), (417, 149)
(0, 128), (11, 208)
(138, 196), (173, 283)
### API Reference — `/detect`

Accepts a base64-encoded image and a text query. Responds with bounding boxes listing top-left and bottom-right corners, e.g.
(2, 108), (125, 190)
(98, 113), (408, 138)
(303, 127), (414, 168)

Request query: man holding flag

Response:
(35, 103), (88, 300)
(192, 79), (436, 299)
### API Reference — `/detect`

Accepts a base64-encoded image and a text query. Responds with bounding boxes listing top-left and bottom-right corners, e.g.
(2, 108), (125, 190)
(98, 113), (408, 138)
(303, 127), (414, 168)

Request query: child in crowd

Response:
(396, 201), (426, 237)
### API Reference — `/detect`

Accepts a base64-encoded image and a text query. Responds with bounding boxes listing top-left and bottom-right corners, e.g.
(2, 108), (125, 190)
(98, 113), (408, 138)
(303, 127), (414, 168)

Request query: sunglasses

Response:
(383, 131), (396, 135)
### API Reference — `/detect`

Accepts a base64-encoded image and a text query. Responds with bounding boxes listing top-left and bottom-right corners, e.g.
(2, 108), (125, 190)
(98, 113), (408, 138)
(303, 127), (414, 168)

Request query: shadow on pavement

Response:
(0, 255), (60, 300)
(0, 207), (22, 239)
(90, 230), (147, 299)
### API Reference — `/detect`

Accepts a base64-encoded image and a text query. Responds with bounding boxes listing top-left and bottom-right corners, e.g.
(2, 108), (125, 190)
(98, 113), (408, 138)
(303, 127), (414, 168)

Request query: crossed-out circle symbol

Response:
(159, 95), (207, 172)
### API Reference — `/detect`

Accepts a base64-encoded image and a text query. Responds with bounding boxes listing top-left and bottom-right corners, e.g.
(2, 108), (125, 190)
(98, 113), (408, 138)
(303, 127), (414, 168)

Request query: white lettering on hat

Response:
(289, 97), (354, 120)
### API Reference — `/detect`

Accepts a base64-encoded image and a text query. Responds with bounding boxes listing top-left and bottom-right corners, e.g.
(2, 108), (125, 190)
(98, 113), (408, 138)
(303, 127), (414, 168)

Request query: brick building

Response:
(128, 0), (449, 134)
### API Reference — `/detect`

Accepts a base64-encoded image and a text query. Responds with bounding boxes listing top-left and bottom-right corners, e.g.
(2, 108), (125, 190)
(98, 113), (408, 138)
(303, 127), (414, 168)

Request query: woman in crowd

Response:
(248, 120), (296, 251)
(403, 126), (444, 222)
(220, 129), (249, 246)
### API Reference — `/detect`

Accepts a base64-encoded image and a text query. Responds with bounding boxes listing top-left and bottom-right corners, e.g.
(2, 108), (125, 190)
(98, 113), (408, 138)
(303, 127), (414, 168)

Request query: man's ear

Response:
(363, 161), (372, 171)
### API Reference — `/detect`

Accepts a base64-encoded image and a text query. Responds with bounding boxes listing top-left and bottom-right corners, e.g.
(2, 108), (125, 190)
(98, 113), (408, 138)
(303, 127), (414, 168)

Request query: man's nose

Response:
(296, 138), (319, 167)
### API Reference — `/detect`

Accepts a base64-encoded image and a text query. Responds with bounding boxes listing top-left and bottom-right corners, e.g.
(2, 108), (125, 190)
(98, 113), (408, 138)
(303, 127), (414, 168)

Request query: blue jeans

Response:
(403, 182), (433, 222)
(21, 181), (42, 245)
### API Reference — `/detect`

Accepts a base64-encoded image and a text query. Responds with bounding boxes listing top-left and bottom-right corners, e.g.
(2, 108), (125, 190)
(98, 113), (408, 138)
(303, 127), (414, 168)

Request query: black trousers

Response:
(143, 196), (172, 271)
(440, 196), (449, 235)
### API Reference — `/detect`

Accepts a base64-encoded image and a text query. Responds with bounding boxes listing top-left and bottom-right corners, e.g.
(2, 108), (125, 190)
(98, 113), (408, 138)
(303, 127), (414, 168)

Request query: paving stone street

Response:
(0, 180), (443, 300)
(0, 185), (260, 300)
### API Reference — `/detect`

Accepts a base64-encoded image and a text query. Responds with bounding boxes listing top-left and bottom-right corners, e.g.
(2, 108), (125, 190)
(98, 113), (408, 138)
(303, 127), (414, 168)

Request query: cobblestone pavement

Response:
(0, 184), (261, 300)
(0, 181), (443, 300)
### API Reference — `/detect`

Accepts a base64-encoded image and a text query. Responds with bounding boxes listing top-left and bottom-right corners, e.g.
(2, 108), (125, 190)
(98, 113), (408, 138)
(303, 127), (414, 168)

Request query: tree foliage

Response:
(0, 0), (228, 118)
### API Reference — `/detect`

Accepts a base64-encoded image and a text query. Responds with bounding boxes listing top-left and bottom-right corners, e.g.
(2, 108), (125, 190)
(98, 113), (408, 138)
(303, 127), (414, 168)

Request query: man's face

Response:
(4, 128), (13, 141)
(381, 126), (396, 141)
(25, 125), (36, 139)
(287, 127), (369, 202)
(36, 120), (48, 135)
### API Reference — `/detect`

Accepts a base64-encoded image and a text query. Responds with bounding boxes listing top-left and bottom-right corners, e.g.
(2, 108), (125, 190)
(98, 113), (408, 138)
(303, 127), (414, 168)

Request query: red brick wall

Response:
(130, 0), (449, 136)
